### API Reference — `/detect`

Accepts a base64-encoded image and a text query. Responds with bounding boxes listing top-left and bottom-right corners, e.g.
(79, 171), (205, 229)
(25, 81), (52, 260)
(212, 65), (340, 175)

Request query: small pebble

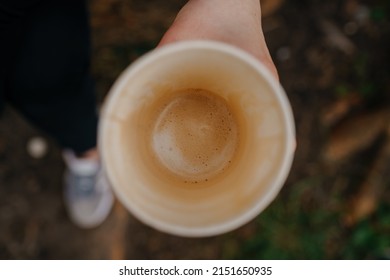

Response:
(27, 137), (48, 159)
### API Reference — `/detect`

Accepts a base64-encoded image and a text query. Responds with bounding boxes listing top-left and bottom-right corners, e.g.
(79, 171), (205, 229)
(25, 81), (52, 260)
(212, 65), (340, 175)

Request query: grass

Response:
(228, 177), (390, 259)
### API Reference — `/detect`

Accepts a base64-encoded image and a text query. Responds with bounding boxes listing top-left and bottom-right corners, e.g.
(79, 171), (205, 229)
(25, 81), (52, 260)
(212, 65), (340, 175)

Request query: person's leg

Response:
(4, 0), (113, 228)
(4, 0), (97, 154)
(0, 80), (4, 117)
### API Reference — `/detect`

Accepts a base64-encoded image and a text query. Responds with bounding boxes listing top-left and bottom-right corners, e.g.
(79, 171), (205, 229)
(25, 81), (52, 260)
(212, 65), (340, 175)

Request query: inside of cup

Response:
(101, 42), (294, 237)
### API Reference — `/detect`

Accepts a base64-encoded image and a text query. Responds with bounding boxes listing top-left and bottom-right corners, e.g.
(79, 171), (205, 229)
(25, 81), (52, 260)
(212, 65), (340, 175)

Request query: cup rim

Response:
(99, 40), (296, 237)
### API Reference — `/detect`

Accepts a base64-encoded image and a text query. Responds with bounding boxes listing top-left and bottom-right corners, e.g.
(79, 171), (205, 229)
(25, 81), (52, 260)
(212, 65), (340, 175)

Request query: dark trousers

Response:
(0, 0), (97, 154)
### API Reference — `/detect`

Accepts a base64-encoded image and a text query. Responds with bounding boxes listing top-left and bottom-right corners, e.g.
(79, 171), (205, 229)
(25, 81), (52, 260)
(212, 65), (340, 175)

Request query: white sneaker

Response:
(62, 150), (114, 229)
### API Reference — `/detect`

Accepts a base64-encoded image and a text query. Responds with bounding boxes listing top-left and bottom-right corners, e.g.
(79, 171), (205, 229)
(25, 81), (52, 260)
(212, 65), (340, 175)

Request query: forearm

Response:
(159, 0), (277, 79)
(178, 0), (262, 27)
(161, 0), (262, 44)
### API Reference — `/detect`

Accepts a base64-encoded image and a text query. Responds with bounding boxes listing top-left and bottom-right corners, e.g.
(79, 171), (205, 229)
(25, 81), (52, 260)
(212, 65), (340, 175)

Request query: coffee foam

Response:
(149, 89), (238, 183)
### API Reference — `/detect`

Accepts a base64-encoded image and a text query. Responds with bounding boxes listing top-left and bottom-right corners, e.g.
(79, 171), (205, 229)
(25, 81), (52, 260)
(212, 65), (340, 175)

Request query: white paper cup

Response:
(99, 40), (295, 237)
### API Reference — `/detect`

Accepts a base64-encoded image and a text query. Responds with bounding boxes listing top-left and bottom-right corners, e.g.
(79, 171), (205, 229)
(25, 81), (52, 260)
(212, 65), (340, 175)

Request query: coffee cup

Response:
(99, 40), (295, 237)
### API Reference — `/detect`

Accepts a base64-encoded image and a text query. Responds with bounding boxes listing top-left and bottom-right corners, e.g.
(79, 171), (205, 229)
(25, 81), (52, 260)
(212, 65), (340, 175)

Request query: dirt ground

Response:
(0, 0), (389, 259)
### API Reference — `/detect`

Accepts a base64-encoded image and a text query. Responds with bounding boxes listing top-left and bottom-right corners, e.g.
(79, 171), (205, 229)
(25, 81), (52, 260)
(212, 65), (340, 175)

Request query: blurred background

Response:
(0, 0), (389, 259)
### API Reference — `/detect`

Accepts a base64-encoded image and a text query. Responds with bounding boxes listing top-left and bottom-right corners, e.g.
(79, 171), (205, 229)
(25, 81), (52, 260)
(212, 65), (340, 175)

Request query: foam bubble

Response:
(151, 89), (238, 182)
